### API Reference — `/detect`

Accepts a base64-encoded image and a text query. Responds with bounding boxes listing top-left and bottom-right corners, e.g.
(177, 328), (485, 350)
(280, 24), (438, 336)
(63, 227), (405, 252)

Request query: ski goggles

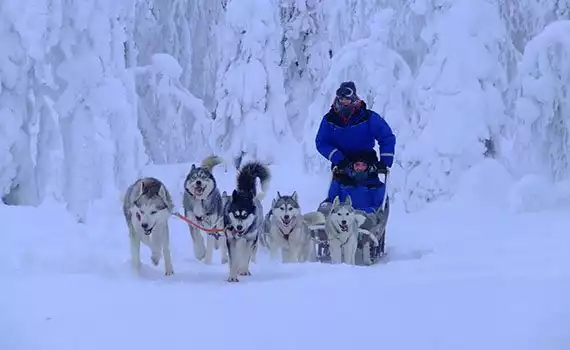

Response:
(336, 86), (357, 104)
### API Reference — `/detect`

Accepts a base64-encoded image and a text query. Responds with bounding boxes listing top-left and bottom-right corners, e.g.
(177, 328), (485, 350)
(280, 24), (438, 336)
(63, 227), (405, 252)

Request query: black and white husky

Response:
(223, 161), (270, 282)
(122, 177), (175, 275)
(182, 155), (227, 265)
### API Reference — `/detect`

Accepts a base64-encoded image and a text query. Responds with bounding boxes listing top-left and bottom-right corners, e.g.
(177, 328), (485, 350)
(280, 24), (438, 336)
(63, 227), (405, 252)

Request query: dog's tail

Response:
(303, 211), (326, 226)
(262, 209), (273, 233)
(237, 161), (271, 201)
(358, 228), (379, 245)
(200, 155), (224, 172)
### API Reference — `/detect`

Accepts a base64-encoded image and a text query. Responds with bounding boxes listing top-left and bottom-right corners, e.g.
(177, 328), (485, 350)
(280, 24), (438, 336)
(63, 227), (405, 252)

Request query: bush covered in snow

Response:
(0, 0), (568, 217)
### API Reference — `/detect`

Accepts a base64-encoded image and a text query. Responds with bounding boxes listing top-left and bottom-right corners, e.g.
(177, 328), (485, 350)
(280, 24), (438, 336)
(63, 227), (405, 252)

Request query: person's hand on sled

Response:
(332, 158), (351, 174)
(369, 161), (389, 175)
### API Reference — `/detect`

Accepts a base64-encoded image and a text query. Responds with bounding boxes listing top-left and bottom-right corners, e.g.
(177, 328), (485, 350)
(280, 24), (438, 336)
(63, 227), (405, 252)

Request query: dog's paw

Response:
(132, 261), (142, 273)
(194, 251), (206, 261)
(227, 277), (239, 283)
(165, 269), (174, 276)
(150, 255), (160, 266)
(239, 271), (251, 276)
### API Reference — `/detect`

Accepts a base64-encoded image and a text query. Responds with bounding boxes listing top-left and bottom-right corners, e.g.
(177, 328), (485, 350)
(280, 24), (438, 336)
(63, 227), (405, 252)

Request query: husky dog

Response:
(182, 155), (227, 265)
(264, 191), (318, 263)
(358, 198), (390, 264)
(320, 195), (366, 264)
(223, 161), (270, 282)
(221, 190), (231, 207)
(122, 177), (175, 275)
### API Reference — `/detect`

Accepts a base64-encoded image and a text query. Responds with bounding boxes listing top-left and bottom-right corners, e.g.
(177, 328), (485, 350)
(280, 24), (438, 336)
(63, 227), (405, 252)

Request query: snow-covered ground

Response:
(2, 162), (569, 350)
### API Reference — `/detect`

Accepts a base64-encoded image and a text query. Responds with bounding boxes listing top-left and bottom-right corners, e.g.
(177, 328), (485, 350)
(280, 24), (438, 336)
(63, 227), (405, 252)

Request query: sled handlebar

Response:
(332, 164), (389, 176)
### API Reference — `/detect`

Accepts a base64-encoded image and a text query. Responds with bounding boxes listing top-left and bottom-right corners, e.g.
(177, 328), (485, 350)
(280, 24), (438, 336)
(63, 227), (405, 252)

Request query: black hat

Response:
(335, 81), (357, 100)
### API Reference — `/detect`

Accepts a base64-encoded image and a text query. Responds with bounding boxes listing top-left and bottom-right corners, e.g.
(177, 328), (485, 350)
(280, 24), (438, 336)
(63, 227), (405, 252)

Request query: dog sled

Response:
(308, 161), (390, 266)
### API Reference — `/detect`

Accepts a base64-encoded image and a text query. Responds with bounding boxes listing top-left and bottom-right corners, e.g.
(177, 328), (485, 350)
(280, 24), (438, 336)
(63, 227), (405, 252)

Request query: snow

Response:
(3, 162), (570, 350)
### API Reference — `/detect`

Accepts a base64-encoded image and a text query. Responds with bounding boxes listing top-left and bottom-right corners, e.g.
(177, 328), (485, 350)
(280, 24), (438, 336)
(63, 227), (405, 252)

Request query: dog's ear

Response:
(277, 191), (282, 198)
(134, 180), (145, 198)
(332, 196), (340, 206)
(222, 190), (228, 196)
(232, 189), (238, 200)
(291, 191), (298, 202)
(158, 185), (170, 207)
(272, 197), (277, 207)
(355, 213), (366, 227)
(191, 164), (196, 171)
(344, 195), (352, 207)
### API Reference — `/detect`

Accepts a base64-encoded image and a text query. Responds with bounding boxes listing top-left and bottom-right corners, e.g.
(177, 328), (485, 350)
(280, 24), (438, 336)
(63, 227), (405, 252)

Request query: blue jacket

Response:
(315, 102), (396, 168)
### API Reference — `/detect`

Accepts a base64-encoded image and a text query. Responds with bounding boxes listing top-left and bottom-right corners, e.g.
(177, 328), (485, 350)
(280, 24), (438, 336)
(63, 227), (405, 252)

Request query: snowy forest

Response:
(0, 0), (569, 219)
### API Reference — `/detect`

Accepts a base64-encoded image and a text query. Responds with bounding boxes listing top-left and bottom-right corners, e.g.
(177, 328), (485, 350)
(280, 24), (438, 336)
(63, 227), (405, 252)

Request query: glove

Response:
(373, 161), (388, 172)
(332, 158), (351, 174)
(380, 155), (393, 168)
(337, 158), (351, 170)
(360, 162), (386, 178)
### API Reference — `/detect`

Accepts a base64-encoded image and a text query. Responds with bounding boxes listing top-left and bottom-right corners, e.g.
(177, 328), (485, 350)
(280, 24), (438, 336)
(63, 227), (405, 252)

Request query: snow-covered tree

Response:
(0, 11), (34, 205)
(134, 53), (213, 163)
(280, 0), (323, 140)
(499, 0), (570, 53)
(507, 20), (570, 181)
(52, 1), (149, 221)
(212, 0), (295, 165)
(0, 0), (148, 222)
(400, 0), (518, 211)
(132, 0), (222, 114)
(1, 0), (568, 217)
(131, 1), (219, 164)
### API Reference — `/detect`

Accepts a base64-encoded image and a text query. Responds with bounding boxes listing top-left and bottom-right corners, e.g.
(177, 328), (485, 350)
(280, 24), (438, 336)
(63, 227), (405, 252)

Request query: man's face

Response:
(338, 96), (353, 106)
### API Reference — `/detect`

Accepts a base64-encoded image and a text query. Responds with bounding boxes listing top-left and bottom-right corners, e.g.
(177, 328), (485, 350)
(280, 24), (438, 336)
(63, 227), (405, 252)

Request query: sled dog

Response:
(358, 198), (389, 264)
(182, 155), (227, 265)
(223, 161), (270, 282)
(122, 177), (175, 275)
(320, 195), (366, 264)
(264, 191), (319, 263)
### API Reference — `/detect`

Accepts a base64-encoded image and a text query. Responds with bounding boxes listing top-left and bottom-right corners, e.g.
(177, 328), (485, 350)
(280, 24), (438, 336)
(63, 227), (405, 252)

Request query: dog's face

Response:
(329, 196), (357, 232)
(131, 182), (170, 235)
(272, 191), (300, 227)
(225, 190), (256, 236)
(184, 164), (216, 199)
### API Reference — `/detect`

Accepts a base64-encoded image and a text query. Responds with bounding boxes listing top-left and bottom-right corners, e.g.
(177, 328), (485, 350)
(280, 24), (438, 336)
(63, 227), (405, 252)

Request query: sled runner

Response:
(308, 160), (390, 265)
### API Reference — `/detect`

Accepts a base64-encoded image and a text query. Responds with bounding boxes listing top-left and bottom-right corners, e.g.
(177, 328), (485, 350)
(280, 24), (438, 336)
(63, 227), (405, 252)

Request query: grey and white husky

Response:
(358, 198), (389, 264)
(223, 161), (270, 282)
(263, 191), (318, 263)
(311, 197), (388, 265)
(122, 177), (175, 275)
(312, 195), (371, 265)
(182, 155), (227, 265)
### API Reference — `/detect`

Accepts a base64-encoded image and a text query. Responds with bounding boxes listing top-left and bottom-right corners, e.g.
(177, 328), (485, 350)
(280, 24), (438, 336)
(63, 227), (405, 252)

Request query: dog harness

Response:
(189, 196), (226, 238)
(277, 216), (297, 241)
